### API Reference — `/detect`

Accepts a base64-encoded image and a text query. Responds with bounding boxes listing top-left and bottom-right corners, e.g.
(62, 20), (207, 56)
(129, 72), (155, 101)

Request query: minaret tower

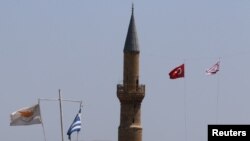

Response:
(117, 5), (145, 141)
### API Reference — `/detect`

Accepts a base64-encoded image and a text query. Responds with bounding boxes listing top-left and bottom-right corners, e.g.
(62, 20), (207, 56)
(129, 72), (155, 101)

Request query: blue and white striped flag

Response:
(67, 108), (81, 140)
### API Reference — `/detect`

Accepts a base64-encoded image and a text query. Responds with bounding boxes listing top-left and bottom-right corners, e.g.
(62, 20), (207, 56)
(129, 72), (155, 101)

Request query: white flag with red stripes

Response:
(206, 61), (220, 75)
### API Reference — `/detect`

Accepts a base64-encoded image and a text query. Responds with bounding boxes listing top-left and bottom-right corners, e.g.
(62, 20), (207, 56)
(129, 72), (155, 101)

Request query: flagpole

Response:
(77, 132), (79, 141)
(59, 89), (65, 141)
(76, 101), (82, 141)
(215, 58), (221, 124)
(216, 70), (220, 124)
(38, 99), (47, 141)
(80, 101), (83, 110)
(183, 61), (188, 141)
(78, 101), (82, 141)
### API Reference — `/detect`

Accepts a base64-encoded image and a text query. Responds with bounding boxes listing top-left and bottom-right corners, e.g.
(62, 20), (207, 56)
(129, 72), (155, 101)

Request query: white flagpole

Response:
(183, 60), (188, 141)
(215, 58), (221, 124)
(38, 99), (47, 141)
(59, 89), (65, 141)
(77, 132), (79, 141)
(216, 69), (220, 123)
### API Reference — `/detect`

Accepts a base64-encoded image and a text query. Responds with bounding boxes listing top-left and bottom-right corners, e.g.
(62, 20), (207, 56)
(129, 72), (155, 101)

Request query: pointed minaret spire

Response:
(123, 4), (139, 53)
(132, 3), (134, 15)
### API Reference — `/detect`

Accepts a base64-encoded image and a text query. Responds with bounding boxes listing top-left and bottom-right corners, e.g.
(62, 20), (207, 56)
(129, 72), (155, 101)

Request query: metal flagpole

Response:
(78, 101), (82, 141)
(184, 69), (188, 141)
(59, 89), (65, 141)
(216, 68), (220, 124)
(182, 60), (188, 141)
(38, 99), (47, 141)
(39, 90), (83, 141)
(77, 132), (79, 141)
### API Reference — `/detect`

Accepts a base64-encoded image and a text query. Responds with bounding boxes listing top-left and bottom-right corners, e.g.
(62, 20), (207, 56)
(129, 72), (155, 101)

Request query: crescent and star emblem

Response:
(176, 68), (182, 75)
(174, 68), (182, 76)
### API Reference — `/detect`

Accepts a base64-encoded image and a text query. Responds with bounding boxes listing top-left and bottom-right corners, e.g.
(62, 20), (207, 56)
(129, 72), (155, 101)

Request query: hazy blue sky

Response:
(1, 0), (250, 141)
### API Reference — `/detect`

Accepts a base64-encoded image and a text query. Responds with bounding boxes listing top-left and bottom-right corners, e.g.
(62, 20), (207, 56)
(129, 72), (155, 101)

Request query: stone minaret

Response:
(117, 6), (145, 141)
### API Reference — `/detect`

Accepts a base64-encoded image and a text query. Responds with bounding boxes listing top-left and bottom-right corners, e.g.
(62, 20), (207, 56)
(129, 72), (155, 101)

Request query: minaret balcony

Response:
(117, 84), (145, 93)
(117, 84), (145, 103)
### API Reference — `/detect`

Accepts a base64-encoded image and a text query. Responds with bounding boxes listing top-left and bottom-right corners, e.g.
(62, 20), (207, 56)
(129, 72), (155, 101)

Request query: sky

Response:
(1, 0), (250, 141)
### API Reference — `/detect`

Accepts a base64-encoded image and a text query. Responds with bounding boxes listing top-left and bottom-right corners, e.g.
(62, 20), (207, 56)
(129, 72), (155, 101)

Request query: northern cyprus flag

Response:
(206, 61), (220, 75)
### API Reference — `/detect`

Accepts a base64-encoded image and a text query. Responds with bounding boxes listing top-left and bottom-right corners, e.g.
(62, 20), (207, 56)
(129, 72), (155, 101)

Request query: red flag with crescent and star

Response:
(169, 64), (185, 79)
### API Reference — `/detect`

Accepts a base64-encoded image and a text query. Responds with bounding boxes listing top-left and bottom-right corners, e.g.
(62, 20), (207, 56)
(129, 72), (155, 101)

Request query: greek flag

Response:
(67, 108), (81, 140)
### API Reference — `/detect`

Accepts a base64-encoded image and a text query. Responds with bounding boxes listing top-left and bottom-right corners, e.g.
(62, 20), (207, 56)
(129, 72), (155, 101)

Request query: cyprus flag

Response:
(10, 104), (42, 126)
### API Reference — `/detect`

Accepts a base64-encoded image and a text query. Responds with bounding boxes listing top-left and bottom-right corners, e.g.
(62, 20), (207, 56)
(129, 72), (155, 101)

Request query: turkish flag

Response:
(169, 64), (185, 79)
